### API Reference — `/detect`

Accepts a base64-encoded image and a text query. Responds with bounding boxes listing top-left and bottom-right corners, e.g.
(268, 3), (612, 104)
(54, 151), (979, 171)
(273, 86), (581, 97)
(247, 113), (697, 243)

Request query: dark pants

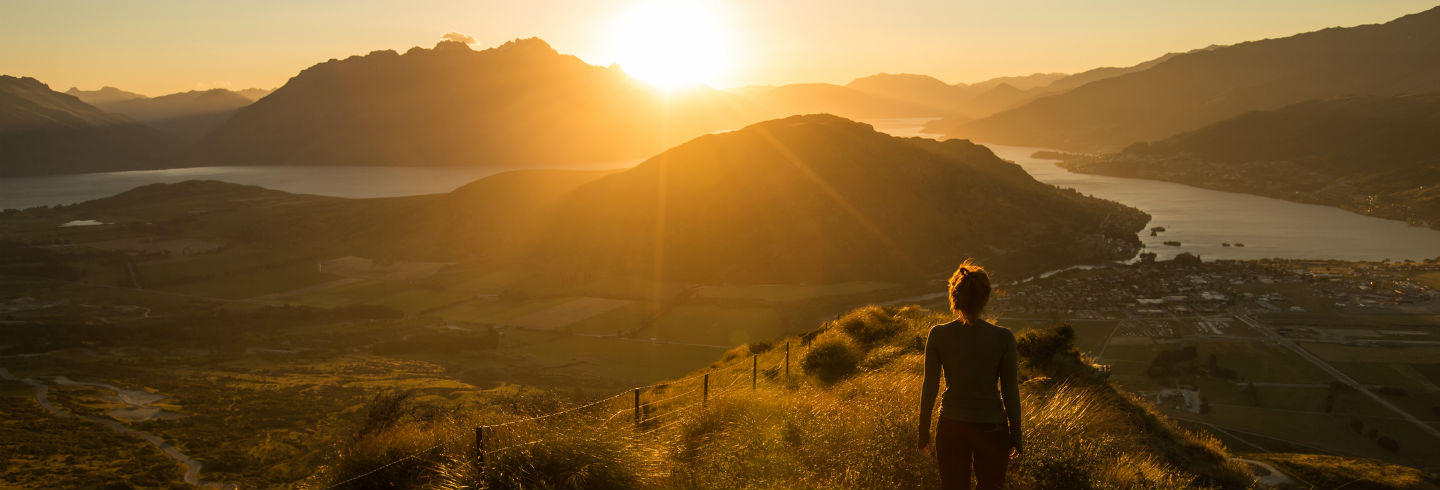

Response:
(935, 418), (1010, 490)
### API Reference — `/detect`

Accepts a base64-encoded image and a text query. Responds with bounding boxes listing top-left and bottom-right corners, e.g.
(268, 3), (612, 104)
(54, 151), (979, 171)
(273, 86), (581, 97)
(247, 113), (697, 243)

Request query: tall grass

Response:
(313, 305), (1255, 489)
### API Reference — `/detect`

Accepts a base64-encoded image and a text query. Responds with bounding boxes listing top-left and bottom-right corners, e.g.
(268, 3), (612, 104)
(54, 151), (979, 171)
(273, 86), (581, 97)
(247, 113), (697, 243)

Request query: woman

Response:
(918, 260), (1022, 490)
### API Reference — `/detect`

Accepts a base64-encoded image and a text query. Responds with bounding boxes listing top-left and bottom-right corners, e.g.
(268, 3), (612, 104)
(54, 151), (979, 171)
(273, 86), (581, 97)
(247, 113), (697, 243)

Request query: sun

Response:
(608, 1), (735, 91)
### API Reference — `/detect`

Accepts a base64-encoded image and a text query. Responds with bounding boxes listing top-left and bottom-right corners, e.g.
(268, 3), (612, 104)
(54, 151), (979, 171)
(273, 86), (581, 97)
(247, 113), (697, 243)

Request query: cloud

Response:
(442, 32), (477, 45)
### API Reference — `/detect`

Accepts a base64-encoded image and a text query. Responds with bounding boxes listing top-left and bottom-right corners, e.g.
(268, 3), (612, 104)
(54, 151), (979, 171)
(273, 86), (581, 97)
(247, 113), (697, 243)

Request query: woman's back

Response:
(925, 320), (1017, 424)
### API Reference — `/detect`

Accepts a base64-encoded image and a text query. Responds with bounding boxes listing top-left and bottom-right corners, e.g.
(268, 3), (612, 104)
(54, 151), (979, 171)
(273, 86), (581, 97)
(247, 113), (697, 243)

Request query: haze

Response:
(0, 0), (1432, 95)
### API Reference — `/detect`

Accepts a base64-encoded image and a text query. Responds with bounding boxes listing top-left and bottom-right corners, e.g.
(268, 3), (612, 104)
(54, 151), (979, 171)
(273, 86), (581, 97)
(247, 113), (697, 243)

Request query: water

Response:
(988, 145), (1440, 262)
(857, 117), (1440, 262)
(0, 161), (639, 210)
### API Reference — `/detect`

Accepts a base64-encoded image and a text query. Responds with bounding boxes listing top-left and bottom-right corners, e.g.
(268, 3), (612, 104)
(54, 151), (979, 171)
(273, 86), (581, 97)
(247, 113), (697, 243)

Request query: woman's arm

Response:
(918, 326), (942, 449)
(1001, 331), (1023, 453)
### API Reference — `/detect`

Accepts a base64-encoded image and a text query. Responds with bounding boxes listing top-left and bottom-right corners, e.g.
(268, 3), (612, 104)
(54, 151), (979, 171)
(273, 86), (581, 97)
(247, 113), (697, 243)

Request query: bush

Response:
(832, 305), (904, 346)
(801, 331), (862, 384)
(747, 341), (773, 355)
(1017, 324), (1094, 379)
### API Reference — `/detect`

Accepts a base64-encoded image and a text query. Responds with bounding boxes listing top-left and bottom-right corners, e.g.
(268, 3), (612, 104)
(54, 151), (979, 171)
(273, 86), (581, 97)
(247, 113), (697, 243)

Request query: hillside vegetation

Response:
(311, 305), (1258, 490)
(927, 6), (1440, 151)
(1059, 92), (1440, 228)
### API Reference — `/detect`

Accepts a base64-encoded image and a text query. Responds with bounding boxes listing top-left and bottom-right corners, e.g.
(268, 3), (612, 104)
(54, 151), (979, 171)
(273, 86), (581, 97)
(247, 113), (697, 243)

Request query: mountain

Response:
(529, 114), (1148, 283)
(68, 115), (1149, 284)
(201, 38), (765, 168)
(91, 89), (255, 141)
(842, 73), (963, 113)
(743, 82), (945, 120)
(928, 6), (1440, 151)
(0, 76), (176, 177)
(64, 86), (147, 106)
(1058, 92), (1440, 227)
(235, 88), (272, 101)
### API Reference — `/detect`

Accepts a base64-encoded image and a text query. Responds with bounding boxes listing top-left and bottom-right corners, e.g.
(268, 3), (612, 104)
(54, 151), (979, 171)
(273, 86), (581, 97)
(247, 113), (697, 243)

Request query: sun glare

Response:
(609, 1), (734, 91)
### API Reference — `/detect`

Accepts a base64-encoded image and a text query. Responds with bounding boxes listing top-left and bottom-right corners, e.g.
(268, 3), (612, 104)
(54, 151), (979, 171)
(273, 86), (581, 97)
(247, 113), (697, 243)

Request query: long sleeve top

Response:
(918, 319), (1023, 452)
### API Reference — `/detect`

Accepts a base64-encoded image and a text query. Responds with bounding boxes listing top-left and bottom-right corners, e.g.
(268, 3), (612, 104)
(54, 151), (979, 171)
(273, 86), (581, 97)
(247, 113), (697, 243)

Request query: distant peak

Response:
(432, 40), (474, 52)
(488, 37), (557, 55)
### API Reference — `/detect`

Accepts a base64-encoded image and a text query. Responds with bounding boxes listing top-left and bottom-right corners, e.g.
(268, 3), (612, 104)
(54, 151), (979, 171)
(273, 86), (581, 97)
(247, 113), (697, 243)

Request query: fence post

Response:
(633, 388), (640, 425)
(703, 373), (709, 405)
(752, 355), (757, 390)
(785, 342), (790, 377)
(475, 426), (485, 465)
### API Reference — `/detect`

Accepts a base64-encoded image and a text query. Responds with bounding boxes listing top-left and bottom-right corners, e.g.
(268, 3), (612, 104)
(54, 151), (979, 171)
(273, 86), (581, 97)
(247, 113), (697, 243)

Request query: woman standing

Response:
(918, 261), (1022, 490)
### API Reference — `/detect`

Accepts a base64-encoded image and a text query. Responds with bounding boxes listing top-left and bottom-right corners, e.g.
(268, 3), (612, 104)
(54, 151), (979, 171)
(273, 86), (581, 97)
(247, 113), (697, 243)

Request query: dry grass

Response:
(312, 305), (1259, 489)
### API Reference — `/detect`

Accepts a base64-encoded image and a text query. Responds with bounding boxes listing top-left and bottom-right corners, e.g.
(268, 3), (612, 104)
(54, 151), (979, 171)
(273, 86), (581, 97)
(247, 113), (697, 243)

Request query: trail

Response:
(0, 367), (236, 490)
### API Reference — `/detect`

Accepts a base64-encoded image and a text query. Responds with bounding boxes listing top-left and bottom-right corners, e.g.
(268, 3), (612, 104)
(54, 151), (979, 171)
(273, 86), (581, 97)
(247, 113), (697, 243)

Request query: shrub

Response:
(801, 331), (861, 383)
(1016, 324), (1094, 379)
(432, 420), (643, 490)
(832, 305), (904, 346)
(747, 341), (773, 355)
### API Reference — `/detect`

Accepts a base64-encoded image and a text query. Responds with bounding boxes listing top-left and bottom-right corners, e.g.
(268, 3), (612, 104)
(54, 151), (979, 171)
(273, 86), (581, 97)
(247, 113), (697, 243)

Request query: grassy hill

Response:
(309, 306), (1267, 489)
(1057, 92), (1440, 228)
(926, 6), (1440, 152)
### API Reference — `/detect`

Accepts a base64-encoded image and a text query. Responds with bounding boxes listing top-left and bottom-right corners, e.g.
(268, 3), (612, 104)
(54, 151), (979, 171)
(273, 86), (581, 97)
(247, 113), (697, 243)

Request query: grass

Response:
(1250, 453), (1440, 490)
(314, 305), (1257, 490)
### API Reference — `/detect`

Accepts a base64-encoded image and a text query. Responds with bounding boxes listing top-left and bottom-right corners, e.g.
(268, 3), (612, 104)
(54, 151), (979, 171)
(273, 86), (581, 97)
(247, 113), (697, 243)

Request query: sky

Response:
(1, 0), (1435, 96)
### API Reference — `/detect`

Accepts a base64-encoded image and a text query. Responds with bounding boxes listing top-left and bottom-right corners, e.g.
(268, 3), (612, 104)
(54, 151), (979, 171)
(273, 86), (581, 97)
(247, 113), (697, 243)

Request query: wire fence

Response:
(322, 342), (797, 490)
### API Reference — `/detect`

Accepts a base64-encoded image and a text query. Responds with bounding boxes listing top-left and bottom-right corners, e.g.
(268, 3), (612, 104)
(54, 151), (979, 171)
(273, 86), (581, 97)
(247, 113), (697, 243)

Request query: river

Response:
(864, 118), (1440, 262)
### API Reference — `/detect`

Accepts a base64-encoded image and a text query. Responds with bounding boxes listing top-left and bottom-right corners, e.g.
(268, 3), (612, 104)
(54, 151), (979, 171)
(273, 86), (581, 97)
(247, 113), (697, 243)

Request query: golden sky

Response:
(1, 0), (1434, 95)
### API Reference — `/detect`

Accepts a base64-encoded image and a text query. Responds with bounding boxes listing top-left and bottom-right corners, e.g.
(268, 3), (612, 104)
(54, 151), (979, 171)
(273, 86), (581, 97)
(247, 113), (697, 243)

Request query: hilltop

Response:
(927, 6), (1440, 151)
(0, 76), (176, 177)
(1058, 92), (1440, 228)
(201, 38), (764, 168)
(312, 306), (1268, 489)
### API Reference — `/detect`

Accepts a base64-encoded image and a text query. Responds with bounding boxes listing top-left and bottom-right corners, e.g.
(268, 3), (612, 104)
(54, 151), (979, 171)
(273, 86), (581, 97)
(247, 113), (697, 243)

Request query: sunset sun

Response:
(608, 1), (734, 90)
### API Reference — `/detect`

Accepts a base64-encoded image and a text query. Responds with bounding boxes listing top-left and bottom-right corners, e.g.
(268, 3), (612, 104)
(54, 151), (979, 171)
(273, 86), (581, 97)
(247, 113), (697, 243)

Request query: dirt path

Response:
(0, 367), (235, 490)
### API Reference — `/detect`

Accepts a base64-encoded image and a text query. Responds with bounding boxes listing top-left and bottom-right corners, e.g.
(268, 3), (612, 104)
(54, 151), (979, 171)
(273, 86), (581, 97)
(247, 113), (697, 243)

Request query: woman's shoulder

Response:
(984, 321), (1018, 342)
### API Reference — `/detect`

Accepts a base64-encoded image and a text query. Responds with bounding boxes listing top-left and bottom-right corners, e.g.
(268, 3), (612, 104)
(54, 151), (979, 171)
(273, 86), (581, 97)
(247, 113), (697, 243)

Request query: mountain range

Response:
(0, 76), (176, 177)
(75, 88), (259, 141)
(1058, 92), (1440, 228)
(199, 38), (765, 168)
(927, 6), (1440, 151)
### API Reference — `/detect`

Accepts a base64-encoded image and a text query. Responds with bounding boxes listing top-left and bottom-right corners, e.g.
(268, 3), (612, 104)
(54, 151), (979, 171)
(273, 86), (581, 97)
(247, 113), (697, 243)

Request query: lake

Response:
(0, 161), (638, 210)
(863, 118), (1440, 262)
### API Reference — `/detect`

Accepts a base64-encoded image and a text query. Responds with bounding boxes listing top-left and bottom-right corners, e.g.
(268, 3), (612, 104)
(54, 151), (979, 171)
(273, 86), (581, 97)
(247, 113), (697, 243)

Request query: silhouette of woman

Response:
(918, 260), (1022, 490)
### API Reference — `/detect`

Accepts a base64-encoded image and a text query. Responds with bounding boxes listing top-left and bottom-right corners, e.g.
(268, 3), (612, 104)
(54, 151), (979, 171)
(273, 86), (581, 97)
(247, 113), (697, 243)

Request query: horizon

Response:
(0, 0), (1434, 95)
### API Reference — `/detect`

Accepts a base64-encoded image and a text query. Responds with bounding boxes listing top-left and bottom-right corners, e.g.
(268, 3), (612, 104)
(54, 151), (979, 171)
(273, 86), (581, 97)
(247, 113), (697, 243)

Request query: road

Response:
(1233, 312), (1440, 441)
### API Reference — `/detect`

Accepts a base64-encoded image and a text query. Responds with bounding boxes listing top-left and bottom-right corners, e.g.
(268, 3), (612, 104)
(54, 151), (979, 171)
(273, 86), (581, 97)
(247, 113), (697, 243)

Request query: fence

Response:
(323, 341), (796, 490)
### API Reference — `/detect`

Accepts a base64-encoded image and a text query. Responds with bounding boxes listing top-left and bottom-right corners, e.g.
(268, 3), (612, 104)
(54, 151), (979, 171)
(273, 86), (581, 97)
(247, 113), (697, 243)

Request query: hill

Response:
(1058, 92), (1440, 228)
(200, 38), (764, 168)
(55, 115), (1148, 285)
(312, 307), (1269, 489)
(927, 6), (1440, 151)
(525, 114), (1148, 283)
(89, 89), (256, 141)
(0, 76), (176, 177)
(742, 82), (946, 120)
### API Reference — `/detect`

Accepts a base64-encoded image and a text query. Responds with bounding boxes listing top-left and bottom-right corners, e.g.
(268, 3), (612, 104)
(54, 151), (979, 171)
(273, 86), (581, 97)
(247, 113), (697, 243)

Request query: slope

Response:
(0, 76), (176, 177)
(1058, 92), (1440, 227)
(93, 89), (255, 141)
(929, 6), (1440, 151)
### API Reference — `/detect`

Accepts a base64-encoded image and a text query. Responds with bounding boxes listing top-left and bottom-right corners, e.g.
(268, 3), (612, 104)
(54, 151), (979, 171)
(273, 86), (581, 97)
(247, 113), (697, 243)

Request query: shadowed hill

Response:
(928, 6), (1440, 151)
(532, 114), (1148, 283)
(1058, 92), (1440, 227)
(64, 86), (146, 106)
(744, 82), (943, 120)
(0, 76), (176, 177)
(201, 38), (765, 168)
